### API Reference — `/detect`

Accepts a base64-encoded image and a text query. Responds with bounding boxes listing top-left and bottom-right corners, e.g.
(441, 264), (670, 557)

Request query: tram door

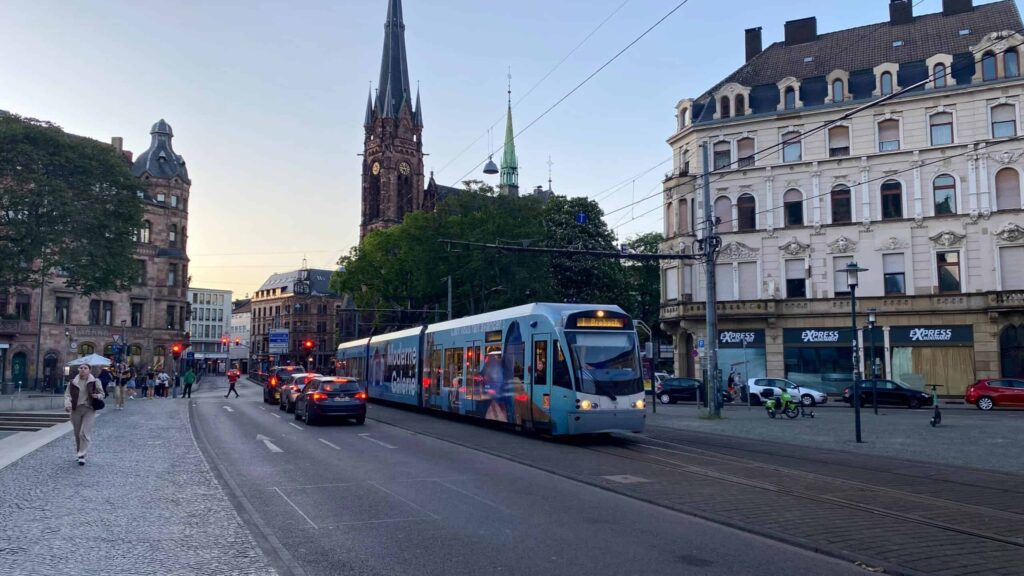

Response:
(530, 335), (552, 431)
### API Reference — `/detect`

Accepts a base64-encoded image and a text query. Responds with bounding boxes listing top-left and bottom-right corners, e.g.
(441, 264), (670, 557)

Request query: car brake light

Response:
(355, 391), (367, 400)
(270, 377), (277, 386)
(311, 392), (327, 402)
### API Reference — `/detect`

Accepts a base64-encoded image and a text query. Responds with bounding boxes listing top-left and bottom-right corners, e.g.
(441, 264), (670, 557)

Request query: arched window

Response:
(783, 189), (803, 226)
(933, 63), (947, 88)
(933, 175), (957, 215)
(1001, 325), (1024, 378)
(678, 199), (688, 234)
(720, 96), (731, 119)
(781, 131), (801, 162)
(737, 194), (756, 231)
(878, 119), (900, 152)
(713, 141), (732, 170)
(784, 87), (796, 110)
(880, 72), (893, 96)
(734, 95), (745, 117)
(982, 52), (998, 81)
(831, 186), (852, 224)
(714, 196), (733, 233)
(1006, 50), (1020, 78)
(832, 79), (844, 102)
(736, 138), (755, 168)
(78, 342), (95, 356)
(881, 180), (903, 220)
(992, 104), (1018, 138)
(996, 168), (1021, 211)
(930, 112), (954, 146)
(828, 125), (850, 157)
(140, 220), (151, 244)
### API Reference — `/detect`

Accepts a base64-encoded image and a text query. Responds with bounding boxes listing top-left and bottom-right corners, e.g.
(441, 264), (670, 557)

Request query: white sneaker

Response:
(77, 457), (85, 466)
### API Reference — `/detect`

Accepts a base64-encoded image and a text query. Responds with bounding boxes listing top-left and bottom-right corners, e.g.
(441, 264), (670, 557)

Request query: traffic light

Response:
(221, 336), (229, 346)
(303, 339), (315, 350)
(171, 343), (183, 360)
(235, 338), (241, 346)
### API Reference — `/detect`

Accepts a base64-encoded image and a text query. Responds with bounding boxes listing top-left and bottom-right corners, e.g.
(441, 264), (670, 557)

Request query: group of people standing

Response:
(97, 363), (199, 409)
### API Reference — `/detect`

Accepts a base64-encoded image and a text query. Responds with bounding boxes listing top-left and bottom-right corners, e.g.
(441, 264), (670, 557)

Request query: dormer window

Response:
(933, 63), (947, 88)
(784, 87), (796, 110)
(720, 96), (731, 119)
(831, 79), (844, 103)
(982, 52), (997, 81)
(959, 29), (971, 36)
(1006, 50), (1020, 78)
(735, 94), (745, 117)
(880, 72), (894, 96)
(892, 41), (904, 48)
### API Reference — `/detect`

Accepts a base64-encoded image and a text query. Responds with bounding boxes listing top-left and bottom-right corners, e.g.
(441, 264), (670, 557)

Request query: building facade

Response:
(659, 0), (1024, 397)
(0, 119), (191, 390)
(229, 299), (251, 373)
(186, 287), (232, 373)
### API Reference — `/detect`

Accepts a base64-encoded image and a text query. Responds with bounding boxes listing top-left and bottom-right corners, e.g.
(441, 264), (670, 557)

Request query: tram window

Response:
(533, 341), (548, 386)
(429, 348), (443, 391)
(552, 343), (572, 390)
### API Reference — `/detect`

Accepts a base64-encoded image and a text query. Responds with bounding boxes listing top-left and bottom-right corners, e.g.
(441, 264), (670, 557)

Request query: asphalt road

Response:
(191, 379), (862, 576)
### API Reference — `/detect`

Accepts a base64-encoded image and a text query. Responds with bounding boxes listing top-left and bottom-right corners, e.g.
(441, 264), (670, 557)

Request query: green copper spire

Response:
(499, 74), (519, 196)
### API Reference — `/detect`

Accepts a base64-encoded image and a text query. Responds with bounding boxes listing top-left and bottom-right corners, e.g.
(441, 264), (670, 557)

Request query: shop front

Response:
(889, 325), (974, 396)
(717, 330), (766, 388)
(783, 327), (883, 394)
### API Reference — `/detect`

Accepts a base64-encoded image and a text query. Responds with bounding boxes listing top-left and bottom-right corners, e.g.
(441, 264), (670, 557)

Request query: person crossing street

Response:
(181, 368), (196, 398)
(225, 370), (240, 398)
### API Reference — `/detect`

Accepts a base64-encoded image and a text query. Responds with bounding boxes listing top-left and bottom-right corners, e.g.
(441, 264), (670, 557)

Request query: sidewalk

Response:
(0, 384), (275, 576)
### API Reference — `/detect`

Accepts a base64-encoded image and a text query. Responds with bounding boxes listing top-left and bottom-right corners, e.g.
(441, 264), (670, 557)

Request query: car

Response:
(842, 379), (933, 409)
(263, 366), (305, 404)
(655, 377), (701, 404)
(745, 378), (828, 407)
(279, 372), (321, 413)
(294, 376), (367, 426)
(965, 378), (1024, 410)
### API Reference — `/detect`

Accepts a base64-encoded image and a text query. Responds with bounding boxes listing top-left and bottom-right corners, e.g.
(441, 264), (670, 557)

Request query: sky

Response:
(1, 0), (1009, 297)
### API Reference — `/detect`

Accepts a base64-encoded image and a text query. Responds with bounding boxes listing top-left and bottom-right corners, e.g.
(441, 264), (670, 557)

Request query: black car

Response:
(264, 366), (305, 404)
(279, 373), (320, 413)
(656, 378), (732, 405)
(842, 379), (933, 409)
(294, 376), (366, 425)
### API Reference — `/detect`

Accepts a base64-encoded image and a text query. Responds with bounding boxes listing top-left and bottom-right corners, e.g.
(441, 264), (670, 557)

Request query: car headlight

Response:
(632, 399), (645, 409)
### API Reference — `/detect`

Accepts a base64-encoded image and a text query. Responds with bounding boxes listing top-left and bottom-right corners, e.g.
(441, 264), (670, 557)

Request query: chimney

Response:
(889, 0), (914, 25)
(534, 185), (544, 195)
(111, 136), (123, 152)
(784, 17), (817, 47)
(745, 27), (763, 62)
(942, 0), (973, 16)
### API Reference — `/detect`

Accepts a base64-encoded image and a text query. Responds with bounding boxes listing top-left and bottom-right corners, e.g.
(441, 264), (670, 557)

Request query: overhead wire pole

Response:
(700, 143), (721, 418)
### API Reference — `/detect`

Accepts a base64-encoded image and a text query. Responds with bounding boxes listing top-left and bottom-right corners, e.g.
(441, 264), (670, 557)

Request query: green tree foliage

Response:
(542, 196), (625, 305)
(0, 114), (144, 293)
(622, 231), (667, 343)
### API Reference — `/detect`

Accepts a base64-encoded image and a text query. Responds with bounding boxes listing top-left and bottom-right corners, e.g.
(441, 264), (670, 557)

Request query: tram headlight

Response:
(633, 399), (645, 409)
(579, 399), (594, 410)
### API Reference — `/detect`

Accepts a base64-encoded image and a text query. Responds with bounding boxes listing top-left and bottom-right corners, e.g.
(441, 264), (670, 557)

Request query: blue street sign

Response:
(575, 212), (588, 225)
(185, 351), (195, 360)
(111, 344), (123, 354)
(698, 339), (705, 349)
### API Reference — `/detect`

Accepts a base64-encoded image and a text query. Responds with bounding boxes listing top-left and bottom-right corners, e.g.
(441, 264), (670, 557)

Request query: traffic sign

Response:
(698, 338), (705, 349)
(185, 351), (195, 360)
(269, 329), (289, 354)
(575, 212), (588, 225)
(111, 344), (123, 354)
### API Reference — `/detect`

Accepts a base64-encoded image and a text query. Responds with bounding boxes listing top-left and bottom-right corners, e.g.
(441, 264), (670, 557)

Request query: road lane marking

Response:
(358, 433), (396, 449)
(289, 423), (303, 430)
(369, 482), (440, 520)
(318, 438), (341, 450)
(601, 475), (650, 484)
(223, 406), (234, 413)
(434, 479), (511, 513)
(271, 413), (281, 419)
(256, 434), (283, 453)
(273, 487), (318, 529)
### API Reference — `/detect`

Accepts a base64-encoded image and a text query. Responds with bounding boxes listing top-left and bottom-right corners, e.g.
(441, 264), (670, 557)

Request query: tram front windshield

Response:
(567, 332), (643, 398)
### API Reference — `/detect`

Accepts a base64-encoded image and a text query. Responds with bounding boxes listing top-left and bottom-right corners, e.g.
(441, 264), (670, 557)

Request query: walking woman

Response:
(64, 365), (104, 465)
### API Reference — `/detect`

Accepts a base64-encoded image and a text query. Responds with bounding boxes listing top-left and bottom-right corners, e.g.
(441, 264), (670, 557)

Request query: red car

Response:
(965, 379), (1024, 410)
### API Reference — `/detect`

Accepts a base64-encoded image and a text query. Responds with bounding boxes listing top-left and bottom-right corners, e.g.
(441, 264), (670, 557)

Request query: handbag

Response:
(89, 382), (105, 410)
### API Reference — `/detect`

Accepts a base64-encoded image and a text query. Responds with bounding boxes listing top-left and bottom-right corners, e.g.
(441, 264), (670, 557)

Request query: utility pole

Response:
(700, 142), (721, 418)
(447, 275), (453, 321)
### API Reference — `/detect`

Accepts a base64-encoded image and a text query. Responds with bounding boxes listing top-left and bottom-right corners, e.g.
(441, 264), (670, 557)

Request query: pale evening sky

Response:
(0, 0), (998, 297)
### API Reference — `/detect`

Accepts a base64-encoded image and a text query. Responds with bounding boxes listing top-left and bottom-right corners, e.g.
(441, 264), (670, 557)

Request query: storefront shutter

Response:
(738, 262), (759, 300)
(715, 264), (734, 300)
(1000, 246), (1024, 290)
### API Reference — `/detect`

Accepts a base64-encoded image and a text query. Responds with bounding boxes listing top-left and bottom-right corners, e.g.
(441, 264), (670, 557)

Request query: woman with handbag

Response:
(63, 364), (105, 465)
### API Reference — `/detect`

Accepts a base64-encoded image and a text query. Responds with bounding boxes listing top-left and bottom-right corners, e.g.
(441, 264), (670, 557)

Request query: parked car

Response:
(655, 377), (733, 405)
(279, 373), (321, 413)
(745, 378), (828, 407)
(294, 376), (367, 425)
(263, 366), (305, 404)
(842, 379), (933, 409)
(965, 379), (1024, 410)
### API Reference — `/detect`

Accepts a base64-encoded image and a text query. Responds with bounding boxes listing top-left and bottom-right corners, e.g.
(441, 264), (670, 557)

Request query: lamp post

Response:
(845, 261), (868, 444)
(119, 319), (127, 367)
(867, 308), (878, 415)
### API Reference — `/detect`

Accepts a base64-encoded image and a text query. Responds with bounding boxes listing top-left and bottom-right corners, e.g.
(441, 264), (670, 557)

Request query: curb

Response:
(0, 420), (74, 472)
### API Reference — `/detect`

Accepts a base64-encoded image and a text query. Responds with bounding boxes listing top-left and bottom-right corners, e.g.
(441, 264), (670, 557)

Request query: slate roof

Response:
(131, 119), (190, 183)
(698, 0), (1022, 104)
(258, 269), (337, 296)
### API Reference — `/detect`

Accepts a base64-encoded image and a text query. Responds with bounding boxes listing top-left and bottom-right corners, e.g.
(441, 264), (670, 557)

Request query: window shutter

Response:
(996, 168), (1021, 211)
(993, 105), (1015, 123)
(715, 264), (734, 300)
(1001, 247), (1024, 290)
(738, 262), (759, 300)
(879, 120), (899, 142)
(829, 126), (850, 148)
(785, 259), (804, 279)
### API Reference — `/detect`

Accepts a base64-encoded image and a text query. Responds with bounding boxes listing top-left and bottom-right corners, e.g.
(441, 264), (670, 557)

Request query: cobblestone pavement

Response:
(0, 383), (275, 576)
(647, 401), (1024, 473)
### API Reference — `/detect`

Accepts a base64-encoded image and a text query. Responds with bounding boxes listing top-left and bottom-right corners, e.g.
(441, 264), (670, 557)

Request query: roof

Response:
(698, 1), (1022, 104)
(258, 268), (337, 296)
(374, 0), (413, 119)
(131, 119), (190, 182)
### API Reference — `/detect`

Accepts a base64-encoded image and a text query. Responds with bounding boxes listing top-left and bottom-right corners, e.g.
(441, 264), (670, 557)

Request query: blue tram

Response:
(335, 303), (646, 436)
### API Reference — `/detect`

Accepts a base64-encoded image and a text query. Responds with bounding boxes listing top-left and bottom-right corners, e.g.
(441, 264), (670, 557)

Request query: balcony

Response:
(0, 318), (34, 335)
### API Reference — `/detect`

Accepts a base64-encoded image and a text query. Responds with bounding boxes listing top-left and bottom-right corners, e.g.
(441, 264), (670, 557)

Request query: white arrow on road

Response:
(256, 434), (283, 453)
(222, 406), (234, 413)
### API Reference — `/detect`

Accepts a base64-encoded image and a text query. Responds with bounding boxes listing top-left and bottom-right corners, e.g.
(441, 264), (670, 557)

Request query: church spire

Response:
(364, 86), (374, 127)
(375, 0), (412, 118)
(499, 72), (519, 197)
(414, 84), (423, 127)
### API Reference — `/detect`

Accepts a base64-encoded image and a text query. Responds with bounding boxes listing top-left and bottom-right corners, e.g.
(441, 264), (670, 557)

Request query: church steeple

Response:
(499, 75), (519, 197)
(375, 0), (412, 119)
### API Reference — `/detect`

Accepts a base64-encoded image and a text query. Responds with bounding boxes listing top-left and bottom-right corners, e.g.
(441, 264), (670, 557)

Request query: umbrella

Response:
(67, 353), (113, 367)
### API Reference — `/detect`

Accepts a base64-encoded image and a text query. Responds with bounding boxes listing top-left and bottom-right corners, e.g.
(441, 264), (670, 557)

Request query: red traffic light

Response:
(171, 343), (183, 359)
(221, 336), (229, 345)
(235, 338), (241, 346)
(303, 339), (315, 350)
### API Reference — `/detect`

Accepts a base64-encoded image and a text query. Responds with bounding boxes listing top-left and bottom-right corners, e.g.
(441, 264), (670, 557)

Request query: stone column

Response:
(968, 146), (979, 216)
(811, 163), (822, 226)
(912, 151), (923, 220)
(860, 158), (871, 224)
(765, 167), (775, 232)
(979, 152), (991, 216)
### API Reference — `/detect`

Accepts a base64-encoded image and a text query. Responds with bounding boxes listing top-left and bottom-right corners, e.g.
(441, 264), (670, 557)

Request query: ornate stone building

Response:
(0, 119), (191, 390)
(659, 0), (1024, 396)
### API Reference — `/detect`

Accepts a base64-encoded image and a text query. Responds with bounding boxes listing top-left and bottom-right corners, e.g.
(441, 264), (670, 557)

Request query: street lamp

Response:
(845, 261), (868, 443)
(867, 308), (879, 415)
(119, 320), (127, 366)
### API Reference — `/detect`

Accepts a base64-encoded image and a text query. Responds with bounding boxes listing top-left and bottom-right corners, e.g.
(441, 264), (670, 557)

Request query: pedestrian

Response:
(157, 370), (170, 398)
(97, 366), (113, 398)
(63, 364), (104, 465)
(182, 368), (196, 398)
(225, 370), (239, 398)
(146, 367), (156, 399)
(125, 373), (136, 405)
(113, 363), (128, 410)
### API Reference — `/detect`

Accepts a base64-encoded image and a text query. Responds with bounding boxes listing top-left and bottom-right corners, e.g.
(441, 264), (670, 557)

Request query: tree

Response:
(541, 196), (625, 305)
(621, 232), (666, 344)
(0, 114), (144, 294)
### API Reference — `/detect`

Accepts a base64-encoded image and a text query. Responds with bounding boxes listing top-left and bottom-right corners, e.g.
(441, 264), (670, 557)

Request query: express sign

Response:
(890, 326), (973, 346)
(717, 330), (764, 348)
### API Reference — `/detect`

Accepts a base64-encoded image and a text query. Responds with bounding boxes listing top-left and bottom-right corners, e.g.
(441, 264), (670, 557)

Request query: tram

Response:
(335, 303), (646, 436)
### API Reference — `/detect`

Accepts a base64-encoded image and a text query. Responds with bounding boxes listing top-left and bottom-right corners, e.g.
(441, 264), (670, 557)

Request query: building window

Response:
(166, 305), (176, 329)
(933, 63), (947, 88)
(664, 267), (679, 302)
(883, 253), (906, 295)
(881, 180), (903, 220)
(781, 131), (801, 162)
(936, 251), (961, 293)
(53, 297), (70, 324)
(665, 204), (674, 237)
(828, 125), (850, 157)
(880, 72), (893, 96)
(171, 195), (179, 208)
(832, 79), (844, 102)
(834, 256), (853, 296)
(996, 168), (1021, 211)
(136, 260), (146, 285)
(89, 300), (113, 326)
(156, 193), (166, 203)
(14, 294), (31, 321)
(131, 303), (144, 328)
(929, 112), (954, 146)
(715, 264), (734, 300)
(737, 194), (756, 231)
(784, 189), (804, 226)
(1000, 246), (1024, 290)
(831, 185), (852, 223)
(784, 87), (796, 110)
(878, 119), (900, 152)
(169, 224), (177, 246)
(140, 221), (151, 243)
(714, 196), (732, 233)
(1007, 50), (1020, 78)
(992, 104), (1017, 138)
(736, 138), (755, 168)
(168, 264), (178, 287)
(719, 96), (731, 119)
(982, 52), (997, 81)
(785, 259), (806, 298)
(678, 199), (688, 234)
(933, 175), (957, 215)
(735, 95), (745, 117)
(713, 141), (731, 170)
